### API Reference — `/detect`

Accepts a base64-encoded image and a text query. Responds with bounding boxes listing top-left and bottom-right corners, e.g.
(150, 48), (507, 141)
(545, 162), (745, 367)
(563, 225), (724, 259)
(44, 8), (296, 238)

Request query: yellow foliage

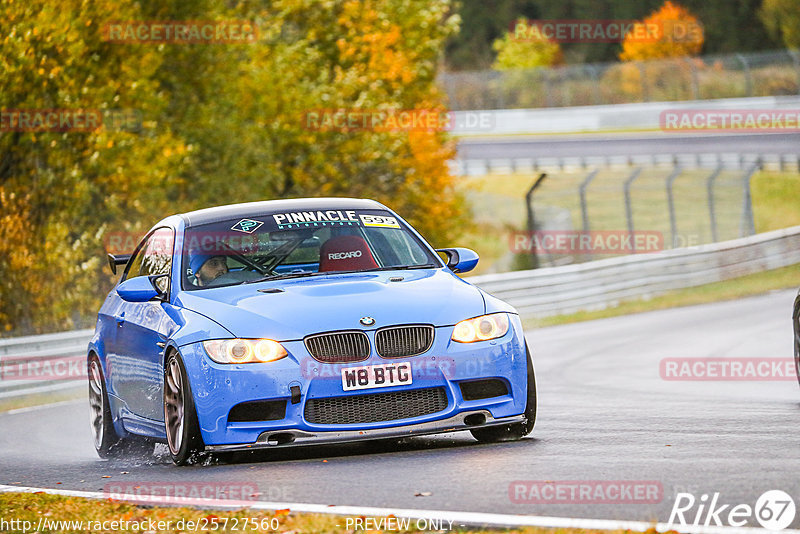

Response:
(492, 18), (563, 70)
(0, 0), (465, 333)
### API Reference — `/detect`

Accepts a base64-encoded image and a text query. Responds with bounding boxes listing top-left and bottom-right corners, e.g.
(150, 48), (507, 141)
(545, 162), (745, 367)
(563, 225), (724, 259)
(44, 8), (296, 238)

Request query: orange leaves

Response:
(620, 1), (704, 61)
(333, 1), (414, 88)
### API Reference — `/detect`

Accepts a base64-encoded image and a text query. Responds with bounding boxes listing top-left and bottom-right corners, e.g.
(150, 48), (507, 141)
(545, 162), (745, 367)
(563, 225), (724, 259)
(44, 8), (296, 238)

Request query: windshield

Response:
(181, 209), (440, 290)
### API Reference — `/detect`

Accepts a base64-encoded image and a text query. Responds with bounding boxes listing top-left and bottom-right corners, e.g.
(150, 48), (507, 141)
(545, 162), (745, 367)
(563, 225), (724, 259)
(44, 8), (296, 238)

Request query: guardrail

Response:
(0, 329), (93, 399)
(450, 95), (800, 136)
(469, 225), (800, 317)
(451, 152), (800, 176)
(2, 226), (799, 399)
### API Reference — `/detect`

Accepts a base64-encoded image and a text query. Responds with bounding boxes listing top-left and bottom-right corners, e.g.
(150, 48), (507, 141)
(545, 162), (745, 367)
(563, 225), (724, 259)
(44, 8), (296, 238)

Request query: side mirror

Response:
(117, 275), (168, 302)
(436, 247), (479, 274)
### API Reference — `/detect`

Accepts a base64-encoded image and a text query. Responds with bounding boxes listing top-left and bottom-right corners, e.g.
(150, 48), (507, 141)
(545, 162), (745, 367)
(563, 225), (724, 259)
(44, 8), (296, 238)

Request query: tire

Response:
(471, 346), (537, 443)
(793, 313), (800, 388)
(88, 356), (122, 458)
(164, 350), (204, 465)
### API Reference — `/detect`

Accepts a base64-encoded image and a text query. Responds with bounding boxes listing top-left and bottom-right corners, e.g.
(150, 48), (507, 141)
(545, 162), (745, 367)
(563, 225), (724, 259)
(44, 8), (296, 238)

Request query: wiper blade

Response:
(244, 271), (319, 284)
(390, 263), (438, 270)
(246, 264), (438, 283)
(323, 264), (439, 275)
(362, 264), (438, 271)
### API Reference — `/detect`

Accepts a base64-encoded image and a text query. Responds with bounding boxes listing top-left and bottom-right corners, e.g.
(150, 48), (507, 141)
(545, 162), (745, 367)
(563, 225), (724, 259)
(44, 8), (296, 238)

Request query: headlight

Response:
(202, 339), (287, 364)
(451, 313), (510, 343)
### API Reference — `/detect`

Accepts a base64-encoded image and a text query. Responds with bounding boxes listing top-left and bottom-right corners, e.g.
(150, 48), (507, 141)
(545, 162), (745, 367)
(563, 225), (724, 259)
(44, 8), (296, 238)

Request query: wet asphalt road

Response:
(1, 289), (798, 527)
(456, 132), (800, 160)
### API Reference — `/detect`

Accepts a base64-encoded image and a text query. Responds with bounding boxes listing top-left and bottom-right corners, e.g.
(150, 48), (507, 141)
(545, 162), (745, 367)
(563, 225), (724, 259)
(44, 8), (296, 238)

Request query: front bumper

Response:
(179, 315), (529, 447)
(205, 410), (526, 452)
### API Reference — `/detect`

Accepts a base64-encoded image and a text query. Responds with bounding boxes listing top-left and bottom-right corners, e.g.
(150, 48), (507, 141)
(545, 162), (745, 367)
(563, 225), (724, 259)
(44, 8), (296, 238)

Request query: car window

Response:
(366, 227), (429, 267)
(181, 210), (440, 290)
(123, 227), (174, 287)
(139, 228), (174, 278)
(123, 244), (146, 282)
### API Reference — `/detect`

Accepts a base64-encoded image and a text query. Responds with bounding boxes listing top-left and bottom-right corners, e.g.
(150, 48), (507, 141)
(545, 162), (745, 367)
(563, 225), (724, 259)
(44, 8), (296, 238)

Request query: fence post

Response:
(788, 49), (800, 96)
(577, 169), (600, 262)
(706, 165), (723, 242)
(579, 169), (600, 233)
(623, 167), (643, 252)
(525, 173), (548, 268)
(684, 57), (699, 100)
(498, 70), (508, 109)
(665, 165), (683, 248)
(739, 159), (761, 237)
(543, 70), (554, 108)
(636, 62), (650, 102)
(587, 65), (601, 105)
(736, 53), (753, 97)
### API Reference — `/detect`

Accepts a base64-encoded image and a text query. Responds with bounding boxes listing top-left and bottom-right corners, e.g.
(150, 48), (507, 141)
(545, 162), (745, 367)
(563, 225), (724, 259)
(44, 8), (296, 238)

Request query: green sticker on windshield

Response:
(231, 219), (264, 233)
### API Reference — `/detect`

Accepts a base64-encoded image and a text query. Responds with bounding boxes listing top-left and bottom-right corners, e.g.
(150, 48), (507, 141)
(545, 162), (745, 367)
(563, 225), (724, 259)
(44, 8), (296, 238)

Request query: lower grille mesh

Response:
(304, 387), (448, 425)
(459, 379), (509, 401)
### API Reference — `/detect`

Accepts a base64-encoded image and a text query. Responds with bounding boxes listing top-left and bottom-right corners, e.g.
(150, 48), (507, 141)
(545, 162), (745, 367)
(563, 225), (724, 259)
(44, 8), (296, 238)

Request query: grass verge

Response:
(460, 170), (799, 275)
(0, 492), (659, 534)
(0, 387), (85, 414)
(524, 264), (799, 329)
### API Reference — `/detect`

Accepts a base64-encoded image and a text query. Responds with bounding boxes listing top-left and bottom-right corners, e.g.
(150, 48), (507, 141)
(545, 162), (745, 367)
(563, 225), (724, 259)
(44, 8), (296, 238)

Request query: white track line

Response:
(0, 484), (795, 534)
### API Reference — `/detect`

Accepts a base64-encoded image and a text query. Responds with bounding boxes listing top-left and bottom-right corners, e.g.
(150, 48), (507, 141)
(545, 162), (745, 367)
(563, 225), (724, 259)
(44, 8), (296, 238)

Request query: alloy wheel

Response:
(164, 357), (185, 454)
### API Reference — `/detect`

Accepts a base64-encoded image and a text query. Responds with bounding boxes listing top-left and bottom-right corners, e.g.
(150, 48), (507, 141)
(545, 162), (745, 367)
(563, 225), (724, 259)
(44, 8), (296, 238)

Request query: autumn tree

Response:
(0, 0), (188, 333)
(619, 1), (704, 61)
(492, 18), (563, 70)
(760, 0), (800, 49)
(0, 0), (466, 333)
(225, 0), (468, 245)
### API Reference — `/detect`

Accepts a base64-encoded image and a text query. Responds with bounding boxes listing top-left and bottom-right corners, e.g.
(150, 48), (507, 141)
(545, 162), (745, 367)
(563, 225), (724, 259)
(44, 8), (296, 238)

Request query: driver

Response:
(188, 251), (228, 286)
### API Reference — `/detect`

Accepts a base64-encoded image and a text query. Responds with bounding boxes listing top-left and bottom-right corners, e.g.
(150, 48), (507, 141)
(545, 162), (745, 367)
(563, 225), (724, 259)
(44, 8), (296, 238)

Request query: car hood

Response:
(175, 269), (486, 340)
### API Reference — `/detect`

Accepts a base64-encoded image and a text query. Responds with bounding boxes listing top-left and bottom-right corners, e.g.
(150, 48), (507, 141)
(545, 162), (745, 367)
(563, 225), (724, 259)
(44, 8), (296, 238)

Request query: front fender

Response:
(480, 289), (519, 315)
(166, 306), (235, 348)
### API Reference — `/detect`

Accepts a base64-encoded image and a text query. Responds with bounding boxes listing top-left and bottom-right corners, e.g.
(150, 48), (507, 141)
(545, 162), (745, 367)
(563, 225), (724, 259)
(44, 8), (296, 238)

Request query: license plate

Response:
(341, 362), (413, 391)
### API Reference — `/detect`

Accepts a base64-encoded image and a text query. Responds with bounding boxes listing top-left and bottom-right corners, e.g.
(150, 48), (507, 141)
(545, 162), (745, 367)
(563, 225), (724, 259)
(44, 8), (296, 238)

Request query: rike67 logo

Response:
(669, 490), (796, 530)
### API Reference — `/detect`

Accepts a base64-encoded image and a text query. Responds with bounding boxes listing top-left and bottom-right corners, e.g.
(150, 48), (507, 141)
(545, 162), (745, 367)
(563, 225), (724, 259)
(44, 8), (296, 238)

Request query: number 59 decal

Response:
(360, 214), (400, 228)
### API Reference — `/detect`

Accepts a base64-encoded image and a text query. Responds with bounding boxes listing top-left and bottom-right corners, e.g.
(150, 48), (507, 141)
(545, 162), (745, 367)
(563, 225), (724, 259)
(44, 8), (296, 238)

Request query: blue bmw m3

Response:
(88, 198), (536, 465)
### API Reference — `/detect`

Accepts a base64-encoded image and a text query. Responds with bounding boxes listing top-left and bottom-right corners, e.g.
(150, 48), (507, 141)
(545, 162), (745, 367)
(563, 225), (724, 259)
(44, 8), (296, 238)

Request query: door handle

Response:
(114, 311), (125, 327)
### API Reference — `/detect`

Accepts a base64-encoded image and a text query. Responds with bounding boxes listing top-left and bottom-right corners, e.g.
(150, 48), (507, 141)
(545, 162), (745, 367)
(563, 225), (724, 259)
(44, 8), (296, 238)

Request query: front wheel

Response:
(164, 351), (204, 465)
(471, 346), (536, 443)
